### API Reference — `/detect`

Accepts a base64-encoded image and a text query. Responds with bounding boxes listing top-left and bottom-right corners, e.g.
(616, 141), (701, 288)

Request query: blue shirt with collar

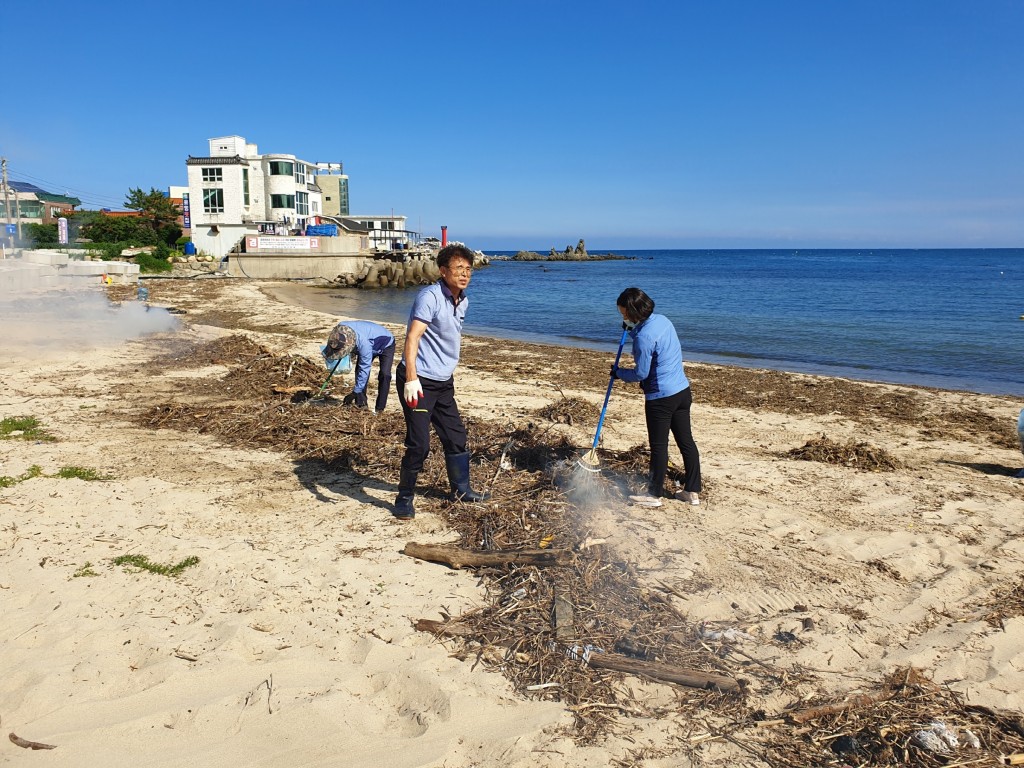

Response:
(402, 280), (467, 381)
(345, 320), (395, 393)
(615, 313), (689, 400)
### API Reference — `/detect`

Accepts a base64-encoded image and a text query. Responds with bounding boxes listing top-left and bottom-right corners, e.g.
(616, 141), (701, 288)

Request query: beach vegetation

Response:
(112, 553), (200, 577)
(0, 416), (57, 442)
(0, 465), (43, 488)
(55, 466), (111, 481)
(0, 464), (110, 487)
(73, 562), (99, 578)
(135, 243), (174, 273)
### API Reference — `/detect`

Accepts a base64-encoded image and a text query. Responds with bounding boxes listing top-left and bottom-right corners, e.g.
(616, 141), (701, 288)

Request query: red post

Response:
(441, 226), (447, 247)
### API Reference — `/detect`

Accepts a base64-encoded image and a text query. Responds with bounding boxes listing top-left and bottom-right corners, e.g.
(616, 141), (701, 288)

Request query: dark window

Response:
(203, 188), (224, 213)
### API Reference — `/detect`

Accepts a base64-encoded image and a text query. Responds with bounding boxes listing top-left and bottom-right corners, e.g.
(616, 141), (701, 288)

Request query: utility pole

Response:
(1, 157), (10, 227)
(1, 157), (11, 254)
(13, 183), (21, 241)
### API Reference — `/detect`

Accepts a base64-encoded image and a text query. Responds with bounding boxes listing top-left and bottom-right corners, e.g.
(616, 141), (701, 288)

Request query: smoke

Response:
(563, 461), (615, 510)
(0, 270), (179, 358)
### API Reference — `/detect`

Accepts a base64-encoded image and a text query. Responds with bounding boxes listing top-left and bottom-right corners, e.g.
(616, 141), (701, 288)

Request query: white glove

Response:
(404, 379), (424, 407)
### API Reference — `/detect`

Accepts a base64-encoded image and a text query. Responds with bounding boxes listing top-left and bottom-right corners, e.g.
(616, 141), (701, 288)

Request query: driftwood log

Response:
(585, 654), (741, 693)
(785, 691), (894, 724)
(403, 542), (573, 569)
(413, 618), (740, 692)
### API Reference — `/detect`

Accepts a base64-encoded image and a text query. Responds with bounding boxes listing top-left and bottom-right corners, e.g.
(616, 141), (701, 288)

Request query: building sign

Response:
(181, 193), (190, 229)
(255, 236), (318, 250)
(57, 217), (69, 245)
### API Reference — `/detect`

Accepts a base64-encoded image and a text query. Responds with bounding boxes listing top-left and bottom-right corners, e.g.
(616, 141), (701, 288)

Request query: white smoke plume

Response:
(0, 269), (179, 357)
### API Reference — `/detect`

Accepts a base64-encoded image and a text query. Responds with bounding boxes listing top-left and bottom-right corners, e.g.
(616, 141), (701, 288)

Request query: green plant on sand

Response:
(112, 554), (200, 577)
(55, 466), (112, 481)
(73, 562), (99, 578)
(0, 416), (57, 442)
(0, 465), (43, 488)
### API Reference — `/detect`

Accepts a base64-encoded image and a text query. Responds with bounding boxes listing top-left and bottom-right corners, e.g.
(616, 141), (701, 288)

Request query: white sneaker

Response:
(628, 494), (663, 508)
(674, 490), (700, 505)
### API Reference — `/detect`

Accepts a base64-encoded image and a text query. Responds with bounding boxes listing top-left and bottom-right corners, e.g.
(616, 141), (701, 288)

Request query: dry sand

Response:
(2, 275), (1023, 767)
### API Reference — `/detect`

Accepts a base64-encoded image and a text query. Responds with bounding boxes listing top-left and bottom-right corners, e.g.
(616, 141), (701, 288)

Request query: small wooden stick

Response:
(9, 733), (57, 750)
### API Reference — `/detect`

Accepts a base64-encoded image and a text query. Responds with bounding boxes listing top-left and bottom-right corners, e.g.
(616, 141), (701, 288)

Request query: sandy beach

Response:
(3, 274), (1024, 767)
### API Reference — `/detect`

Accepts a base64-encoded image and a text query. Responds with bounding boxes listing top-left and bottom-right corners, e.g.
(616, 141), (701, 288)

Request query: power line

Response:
(6, 165), (126, 207)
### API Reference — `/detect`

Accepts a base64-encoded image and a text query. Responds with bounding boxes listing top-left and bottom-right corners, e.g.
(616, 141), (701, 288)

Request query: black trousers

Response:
(395, 362), (467, 475)
(644, 386), (701, 496)
(373, 343), (396, 412)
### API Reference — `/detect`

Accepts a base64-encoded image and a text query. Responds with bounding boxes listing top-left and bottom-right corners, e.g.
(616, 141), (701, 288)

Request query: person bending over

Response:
(393, 244), (489, 520)
(325, 320), (396, 413)
(613, 286), (702, 508)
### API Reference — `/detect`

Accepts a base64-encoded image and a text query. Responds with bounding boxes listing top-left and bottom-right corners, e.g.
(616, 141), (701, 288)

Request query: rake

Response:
(577, 327), (630, 472)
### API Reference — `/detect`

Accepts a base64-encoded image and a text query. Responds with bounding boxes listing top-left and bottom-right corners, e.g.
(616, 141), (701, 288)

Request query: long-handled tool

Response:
(299, 353), (350, 406)
(577, 327), (630, 472)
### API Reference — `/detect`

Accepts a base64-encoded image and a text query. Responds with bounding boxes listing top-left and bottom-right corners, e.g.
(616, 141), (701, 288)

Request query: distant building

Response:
(0, 182), (80, 225)
(185, 135), (338, 258)
(313, 165), (349, 217)
(341, 215), (412, 251)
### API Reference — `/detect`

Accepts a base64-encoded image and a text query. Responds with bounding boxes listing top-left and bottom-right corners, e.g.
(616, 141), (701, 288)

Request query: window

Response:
(325, 196), (332, 201)
(270, 194), (295, 209)
(296, 191), (308, 215)
(201, 167), (223, 182)
(203, 188), (224, 213)
(242, 168), (250, 206)
(312, 201), (318, 213)
(269, 161), (294, 176)
(294, 164), (306, 184)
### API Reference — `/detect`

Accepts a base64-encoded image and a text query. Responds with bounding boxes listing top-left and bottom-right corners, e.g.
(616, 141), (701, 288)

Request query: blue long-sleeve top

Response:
(345, 320), (395, 393)
(615, 313), (689, 400)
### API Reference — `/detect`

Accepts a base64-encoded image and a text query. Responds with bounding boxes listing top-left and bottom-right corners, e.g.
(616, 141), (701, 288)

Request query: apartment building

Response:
(313, 165), (349, 217)
(185, 136), (339, 258)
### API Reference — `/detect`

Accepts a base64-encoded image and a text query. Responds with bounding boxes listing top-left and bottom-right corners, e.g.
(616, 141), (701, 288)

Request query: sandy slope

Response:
(1, 276), (1022, 767)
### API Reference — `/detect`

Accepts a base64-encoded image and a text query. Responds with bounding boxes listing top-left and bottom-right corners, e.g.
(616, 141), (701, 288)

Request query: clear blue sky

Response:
(3, 0), (1022, 250)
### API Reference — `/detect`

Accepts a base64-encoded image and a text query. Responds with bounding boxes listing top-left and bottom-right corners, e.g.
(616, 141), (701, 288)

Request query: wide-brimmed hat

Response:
(323, 323), (356, 361)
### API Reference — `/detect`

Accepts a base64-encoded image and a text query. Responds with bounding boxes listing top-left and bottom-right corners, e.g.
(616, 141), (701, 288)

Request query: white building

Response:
(185, 136), (338, 258)
(341, 215), (411, 251)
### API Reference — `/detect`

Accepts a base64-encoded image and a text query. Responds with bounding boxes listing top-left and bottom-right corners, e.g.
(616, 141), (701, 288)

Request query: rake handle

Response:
(315, 358), (343, 398)
(590, 328), (630, 451)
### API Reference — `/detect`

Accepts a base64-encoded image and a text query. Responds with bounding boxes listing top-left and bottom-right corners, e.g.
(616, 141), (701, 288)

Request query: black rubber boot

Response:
(445, 452), (490, 503)
(394, 469), (418, 520)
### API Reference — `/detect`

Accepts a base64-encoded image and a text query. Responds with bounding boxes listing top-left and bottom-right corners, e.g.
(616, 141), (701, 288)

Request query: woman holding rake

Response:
(613, 287), (702, 508)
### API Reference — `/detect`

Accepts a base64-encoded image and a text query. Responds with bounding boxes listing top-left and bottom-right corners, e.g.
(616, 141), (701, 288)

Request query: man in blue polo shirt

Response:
(393, 243), (489, 520)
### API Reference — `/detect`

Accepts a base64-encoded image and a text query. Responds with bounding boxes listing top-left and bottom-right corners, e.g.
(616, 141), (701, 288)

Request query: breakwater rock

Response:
(512, 239), (630, 262)
(330, 247), (489, 289)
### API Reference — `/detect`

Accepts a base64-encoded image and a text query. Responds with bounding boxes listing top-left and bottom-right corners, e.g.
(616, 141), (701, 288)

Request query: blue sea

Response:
(284, 249), (1024, 397)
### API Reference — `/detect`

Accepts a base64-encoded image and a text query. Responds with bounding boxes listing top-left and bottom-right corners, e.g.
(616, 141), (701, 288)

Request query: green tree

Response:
(80, 188), (182, 246)
(24, 223), (58, 246)
(124, 187), (182, 245)
(81, 215), (159, 246)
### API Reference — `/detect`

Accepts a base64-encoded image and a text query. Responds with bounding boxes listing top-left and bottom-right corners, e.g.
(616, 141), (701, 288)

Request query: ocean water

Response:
(280, 249), (1024, 396)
